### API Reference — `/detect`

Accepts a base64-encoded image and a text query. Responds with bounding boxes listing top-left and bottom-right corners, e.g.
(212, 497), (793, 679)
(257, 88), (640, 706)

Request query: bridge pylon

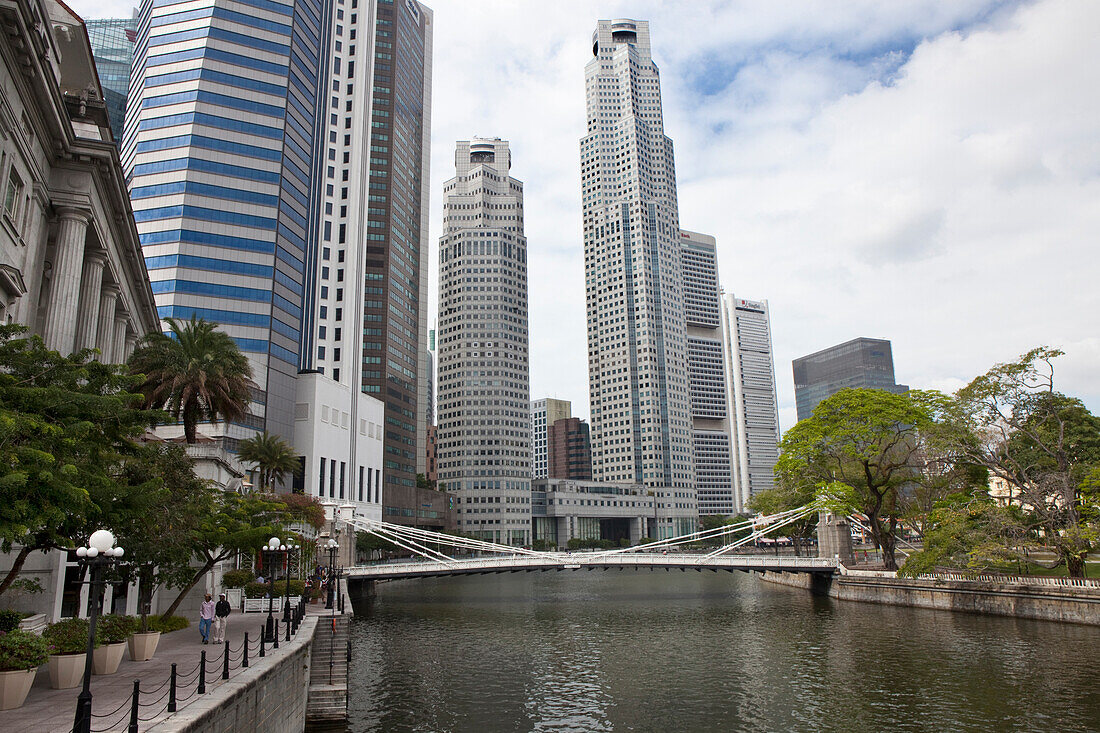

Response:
(817, 512), (853, 565)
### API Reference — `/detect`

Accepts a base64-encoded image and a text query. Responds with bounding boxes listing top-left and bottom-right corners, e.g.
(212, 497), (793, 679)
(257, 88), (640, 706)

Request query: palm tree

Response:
(129, 316), (254, 443)
(237, 431), (301, 493)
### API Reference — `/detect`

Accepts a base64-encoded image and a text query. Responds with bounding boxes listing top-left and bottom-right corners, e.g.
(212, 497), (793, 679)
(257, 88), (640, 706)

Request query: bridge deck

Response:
(345, 554), (837, 581)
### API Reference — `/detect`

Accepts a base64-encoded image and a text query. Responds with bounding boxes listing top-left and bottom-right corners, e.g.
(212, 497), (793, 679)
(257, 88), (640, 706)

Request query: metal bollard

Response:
(285, 618), (291, 642)
(168, 663), (177, 712)
(128, 679), (139, 733)
(223, 640), (230, 679)
(259, 628), (266, 657)
(243, 633), (249, 668)
(198, 650), (206, 694)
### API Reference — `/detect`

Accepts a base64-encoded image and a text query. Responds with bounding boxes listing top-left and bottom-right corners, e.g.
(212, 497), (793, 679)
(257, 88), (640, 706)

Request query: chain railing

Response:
(76, 599), (311, 732)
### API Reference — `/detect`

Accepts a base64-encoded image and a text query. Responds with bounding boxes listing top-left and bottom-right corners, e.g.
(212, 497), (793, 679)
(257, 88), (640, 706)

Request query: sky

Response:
(72, 0), (1100, 430)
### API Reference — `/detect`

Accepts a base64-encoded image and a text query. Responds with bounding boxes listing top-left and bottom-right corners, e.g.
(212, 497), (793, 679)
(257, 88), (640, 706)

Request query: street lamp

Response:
(324, 539), (338, 610)
(263, 537), (282, 643)
(73, 530), (125, 733)
(280, 542), (299, 623)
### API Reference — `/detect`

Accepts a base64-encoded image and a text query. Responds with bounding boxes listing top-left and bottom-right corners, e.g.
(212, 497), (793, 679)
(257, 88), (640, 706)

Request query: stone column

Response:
(124, 332), (139, 362)
(42, 208), (91, 353)
(95, 284), (120, 362)
(75, 250), (107, 352)
(112, 315), (128, 365)
(14, 188), (51, 330)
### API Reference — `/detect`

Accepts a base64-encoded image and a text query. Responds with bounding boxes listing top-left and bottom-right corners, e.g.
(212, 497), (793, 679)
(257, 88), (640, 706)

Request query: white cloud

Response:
(65, 0), (1100, 423)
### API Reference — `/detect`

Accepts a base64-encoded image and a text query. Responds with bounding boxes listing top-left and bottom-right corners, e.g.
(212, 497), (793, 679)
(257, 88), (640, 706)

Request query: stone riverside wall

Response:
(759, 571), (1100, 626)
(146, 615), (318, 733)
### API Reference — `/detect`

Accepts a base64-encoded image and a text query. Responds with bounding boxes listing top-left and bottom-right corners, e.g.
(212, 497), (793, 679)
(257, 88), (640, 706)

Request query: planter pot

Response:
(127, 632), (161, 662)
(0, 668), (37, 711)
(48, 653), (85, 689)
(93, 642), (126, 675)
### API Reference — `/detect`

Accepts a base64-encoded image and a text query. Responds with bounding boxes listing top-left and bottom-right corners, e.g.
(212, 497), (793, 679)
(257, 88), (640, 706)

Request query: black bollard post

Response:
(285, 617), (291, 642)
(168, 663), (178, 712)
(272, 621), (279, 649)
(223, 641), (230, 680)
(243, 632), (249, 668)
(198, 651), (206, 694)
(127, 679), (139, 733)
(259, 628), (266, 657)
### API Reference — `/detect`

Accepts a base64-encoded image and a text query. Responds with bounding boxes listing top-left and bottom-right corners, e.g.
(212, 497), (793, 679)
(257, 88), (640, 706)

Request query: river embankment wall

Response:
(145, 615), (318, 733)
(759, 570), (1100, 626)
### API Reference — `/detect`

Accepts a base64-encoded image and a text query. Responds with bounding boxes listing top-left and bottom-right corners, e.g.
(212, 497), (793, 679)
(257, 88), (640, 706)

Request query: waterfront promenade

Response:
(0, 614), (300, 732)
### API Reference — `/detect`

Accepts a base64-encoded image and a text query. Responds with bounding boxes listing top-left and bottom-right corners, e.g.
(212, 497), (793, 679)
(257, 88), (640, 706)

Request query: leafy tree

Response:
(159, 491), (287, 619)
(900, 492), (1030, 577)
(0, 326), (149, 597)
(948, 347), (1100, 577)
(238, 431), (301, 492)
(749, 481), (818, 556)
(778, 388), (938, 570)
(128, 317), (254, 444)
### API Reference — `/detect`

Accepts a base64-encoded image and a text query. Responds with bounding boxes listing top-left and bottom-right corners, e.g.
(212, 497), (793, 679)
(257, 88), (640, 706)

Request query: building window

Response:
(3, 168), (23, 222)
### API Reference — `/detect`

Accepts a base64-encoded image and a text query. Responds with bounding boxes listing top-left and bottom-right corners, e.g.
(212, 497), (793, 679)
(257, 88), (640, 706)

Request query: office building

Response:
(531, 478), (655, 547)
(679, 230), (737, 516)
(793, 337), (908, 421)
(85, 16), (137, 144)
(722, 294), (780, 511)
(437, 138), (531, 544)
(548, 417), (592, 480)
(531, 397), (571, 479)
(581, 19), (696, 537)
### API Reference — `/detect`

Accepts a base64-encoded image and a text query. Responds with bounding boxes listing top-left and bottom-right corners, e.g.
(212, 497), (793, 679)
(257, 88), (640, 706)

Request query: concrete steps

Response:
(306, 614), (350, 726)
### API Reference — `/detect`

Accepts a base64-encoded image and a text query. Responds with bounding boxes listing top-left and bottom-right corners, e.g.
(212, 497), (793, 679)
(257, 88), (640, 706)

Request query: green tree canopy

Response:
(749, 480), (818, 556)
(128, 317), (254, 444)
(238, 431), (301, 493)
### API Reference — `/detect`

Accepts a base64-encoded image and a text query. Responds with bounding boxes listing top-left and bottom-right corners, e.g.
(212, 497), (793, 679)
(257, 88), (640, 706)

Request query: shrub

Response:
(98, 615), (138, 644)
(0, 630), (50, 671)
(0, 609), (23, 633)
(222, 569), (254, 588)
(245, 579), (304, 598)
(146, 615), (189, 634)
(43, 618), (100, 655)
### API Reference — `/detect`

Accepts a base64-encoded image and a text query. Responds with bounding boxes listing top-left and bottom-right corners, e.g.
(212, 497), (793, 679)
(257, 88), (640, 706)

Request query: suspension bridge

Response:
(343, 504), (840, 583)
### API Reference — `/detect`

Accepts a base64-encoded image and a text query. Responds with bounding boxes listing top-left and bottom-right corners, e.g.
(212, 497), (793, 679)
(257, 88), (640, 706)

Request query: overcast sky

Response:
(72, 0), (1100, 429)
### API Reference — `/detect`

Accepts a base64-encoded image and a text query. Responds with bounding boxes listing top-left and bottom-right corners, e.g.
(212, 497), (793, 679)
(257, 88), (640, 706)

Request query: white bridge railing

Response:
(917, 571), (1100, 588)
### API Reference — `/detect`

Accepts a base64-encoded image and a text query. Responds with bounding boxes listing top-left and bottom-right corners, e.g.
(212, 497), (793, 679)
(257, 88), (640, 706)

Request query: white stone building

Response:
(581, 19), (696, 537)
(437, 138), (531, 545)
(530, 397), (571, 480)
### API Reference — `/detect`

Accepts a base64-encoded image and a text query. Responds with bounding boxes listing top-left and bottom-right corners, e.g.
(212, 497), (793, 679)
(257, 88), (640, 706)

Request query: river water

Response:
(346, 570), (1100, 732)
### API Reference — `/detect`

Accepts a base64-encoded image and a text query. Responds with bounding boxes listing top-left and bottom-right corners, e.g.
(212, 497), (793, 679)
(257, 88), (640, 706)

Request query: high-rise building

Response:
(793, 337), (908, 421)
(722, 294), (780, 511)
(85, 17), (137, 144)
(530, 398), (571, 480)
(680, 230), (736, 516)
(581, 19), (696, 537)
(437, 138), (531, 544)
(122, 0), (331, 447)
(548, 417), (592, 480)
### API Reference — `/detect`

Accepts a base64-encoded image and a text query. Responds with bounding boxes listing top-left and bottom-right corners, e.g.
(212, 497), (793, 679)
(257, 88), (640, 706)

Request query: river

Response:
(345, 570), (1100, 732)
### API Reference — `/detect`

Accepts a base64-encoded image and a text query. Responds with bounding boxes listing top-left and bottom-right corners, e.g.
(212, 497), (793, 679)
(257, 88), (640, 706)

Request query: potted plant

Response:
(128, 613), (160, 663)
(0, 630), (49, 710)
(93, 615), (135, 675)
(42, 618), (99, 689)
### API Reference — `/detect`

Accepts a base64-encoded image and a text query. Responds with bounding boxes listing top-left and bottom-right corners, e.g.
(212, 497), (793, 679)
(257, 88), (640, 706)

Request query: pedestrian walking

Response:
(199, 593), (215, 644)
(212, 593), (231, 643)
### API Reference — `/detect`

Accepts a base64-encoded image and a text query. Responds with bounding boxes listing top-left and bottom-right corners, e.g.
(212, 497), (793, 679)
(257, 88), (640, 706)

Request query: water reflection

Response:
(347, 570), (1100, 732)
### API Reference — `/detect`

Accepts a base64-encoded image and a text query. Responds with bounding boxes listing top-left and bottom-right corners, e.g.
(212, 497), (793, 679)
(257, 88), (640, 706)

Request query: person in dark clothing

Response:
(212, 593), (231, 643)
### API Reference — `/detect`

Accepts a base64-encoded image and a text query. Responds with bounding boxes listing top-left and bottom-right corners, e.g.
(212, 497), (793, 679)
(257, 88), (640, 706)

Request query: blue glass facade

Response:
(122, 0), (330, 444)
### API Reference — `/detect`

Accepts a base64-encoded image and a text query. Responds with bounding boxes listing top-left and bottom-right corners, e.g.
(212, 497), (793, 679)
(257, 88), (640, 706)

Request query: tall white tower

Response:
(721, 294), (781, 511)
(437, 138), (531, 545)
(581, 19), (696, 537)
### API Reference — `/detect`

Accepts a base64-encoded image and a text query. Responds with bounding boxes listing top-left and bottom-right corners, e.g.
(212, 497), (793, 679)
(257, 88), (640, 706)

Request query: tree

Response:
(0, 326), (150, 597)
(158, 491), (287, 619)
(238, 432), (301, 492)
(749, 481), (818, 556)
(900, 492), (1030, 577)
(128, 317), (254, 444)
(777, 388), (938, 570)
(948, 347), (1100, 577)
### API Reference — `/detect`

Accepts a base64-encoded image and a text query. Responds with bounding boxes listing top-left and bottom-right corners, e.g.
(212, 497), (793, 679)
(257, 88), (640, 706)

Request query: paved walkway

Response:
(0, 610), (302, 733)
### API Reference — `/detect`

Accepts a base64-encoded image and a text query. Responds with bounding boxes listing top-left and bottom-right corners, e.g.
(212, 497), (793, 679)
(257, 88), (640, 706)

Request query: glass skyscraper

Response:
(86, 17), (138, 144)
(793, 337), (908, 421)
(122, 0), (330, 445)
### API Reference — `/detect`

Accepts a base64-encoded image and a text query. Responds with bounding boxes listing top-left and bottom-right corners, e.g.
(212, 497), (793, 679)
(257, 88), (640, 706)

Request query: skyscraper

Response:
(793, 337), (908, 421)
(581, 19), (696, 537)
(548, 417), (593, 480)
(680, 230), (736, 516)
(123, 0), (330, 446)
(86, 17), (137, 144)
(722, 294), (780, 511)
(530, 397), (571, 480)
(437, 138), (531, 545)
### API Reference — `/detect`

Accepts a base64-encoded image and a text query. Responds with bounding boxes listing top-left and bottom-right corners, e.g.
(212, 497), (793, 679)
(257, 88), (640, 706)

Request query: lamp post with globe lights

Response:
(324, 538), (338, 610)
(280, 541), (299, 624)
(73, 530), (125, 733)
(262, 537), (281, 643)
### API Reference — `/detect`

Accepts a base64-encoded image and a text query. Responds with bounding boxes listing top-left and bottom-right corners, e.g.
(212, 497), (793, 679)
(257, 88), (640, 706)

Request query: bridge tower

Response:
(817, 512), (853, 565)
